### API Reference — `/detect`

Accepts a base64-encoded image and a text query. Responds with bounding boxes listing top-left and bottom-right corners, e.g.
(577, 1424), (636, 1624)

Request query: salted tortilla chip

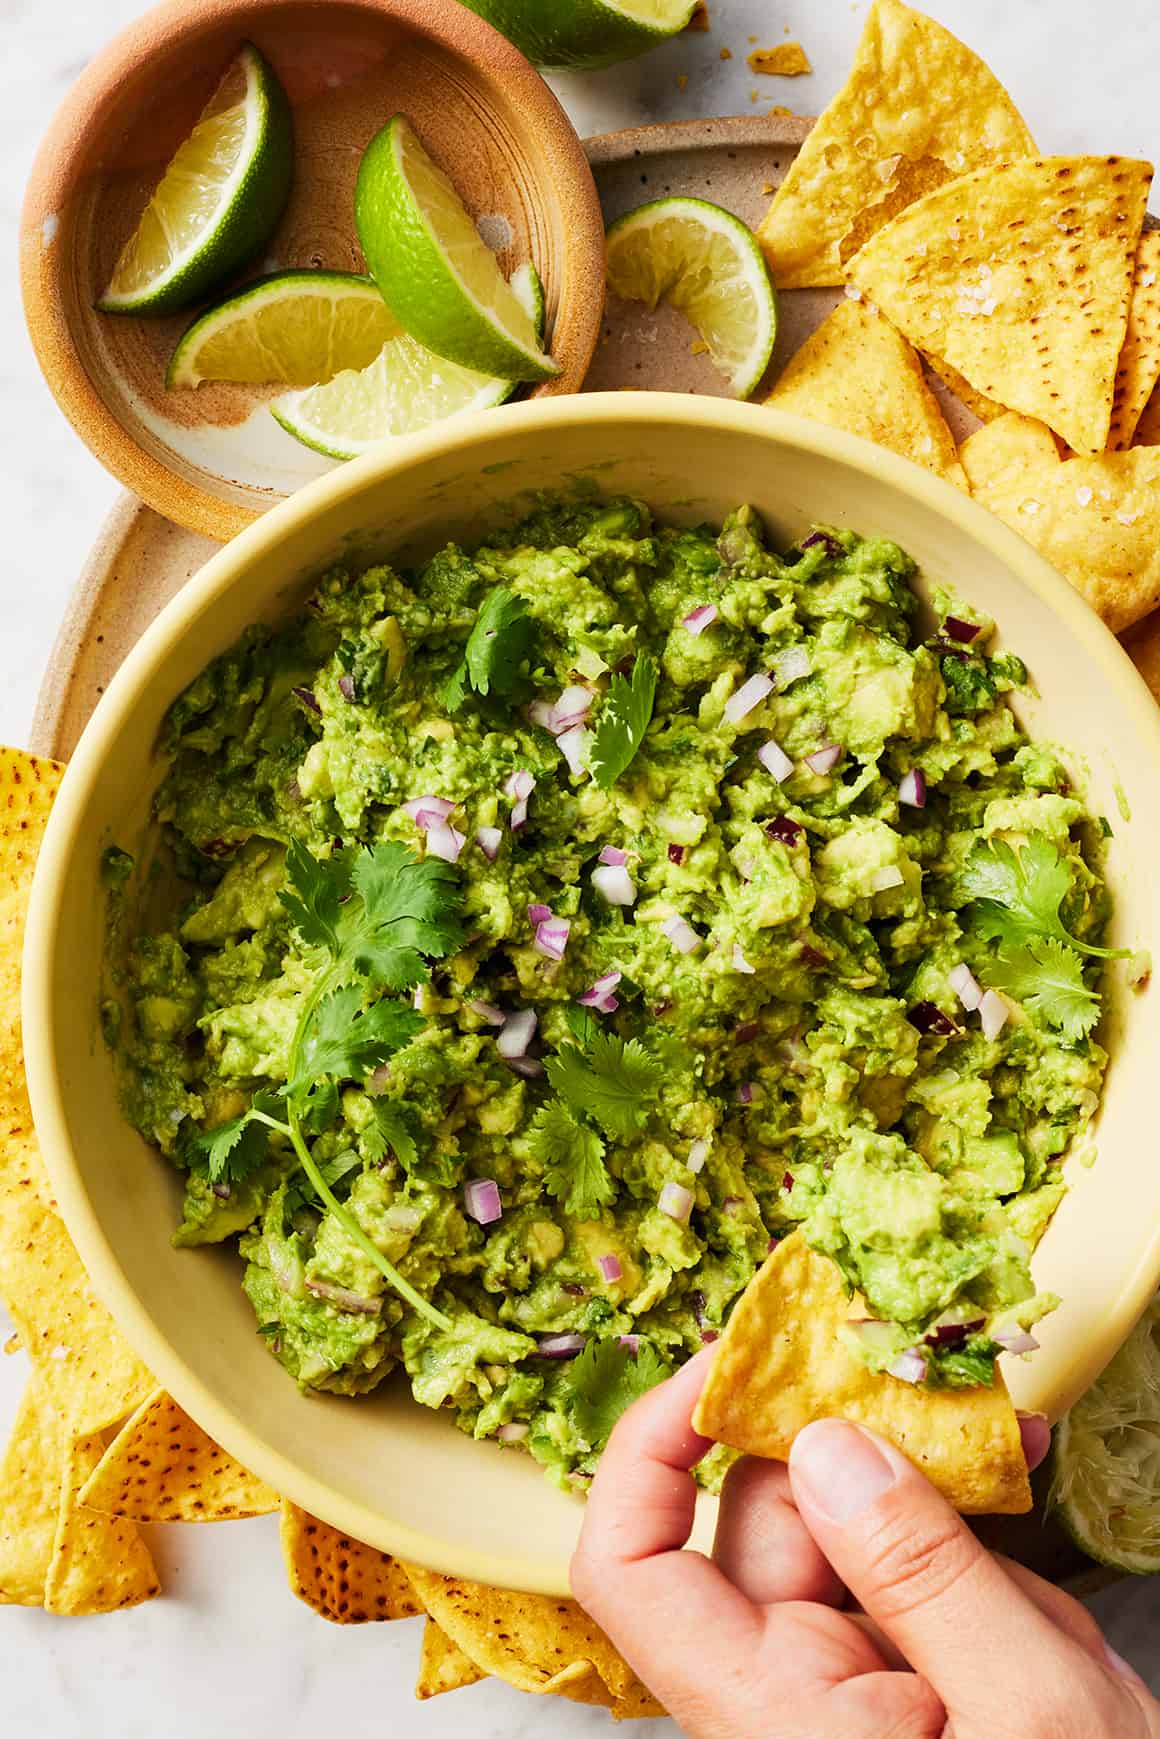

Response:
(416, 1619), (488, 1699)
(0, 750), (62, 910)
(0, 1374), (63, 1605)
(923, 354), (1004, 424)
(759, 0), (1035, 288)
(849, 156), (1153, 455)
(1133, 379), (1160, 446)
(80, 1388), (279, 1522)
(767, 299), (967, 488)
(44, 1431), (159, 1615)
(971, 447), (1160, 632)
(280, 1502), (422, 1623)
(1109, 231), (1160, 449)
(692, 1231), (1031, 1515)
(960, 412), (1062, 495)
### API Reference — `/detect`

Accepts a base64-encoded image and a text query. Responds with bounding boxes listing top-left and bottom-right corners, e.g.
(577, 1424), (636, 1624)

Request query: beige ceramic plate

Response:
(23, 392), (1160, 1595)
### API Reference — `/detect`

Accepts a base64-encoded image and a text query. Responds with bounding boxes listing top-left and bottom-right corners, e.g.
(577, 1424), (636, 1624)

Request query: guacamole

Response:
(106, 497), (1116, 1490)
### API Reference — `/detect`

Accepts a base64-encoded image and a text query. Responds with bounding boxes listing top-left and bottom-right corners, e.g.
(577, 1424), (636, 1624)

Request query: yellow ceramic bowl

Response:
(24, 395), (1160, 1594)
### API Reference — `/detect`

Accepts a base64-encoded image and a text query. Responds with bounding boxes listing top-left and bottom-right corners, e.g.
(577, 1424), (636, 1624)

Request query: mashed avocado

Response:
(106, 498), (1116, 1491)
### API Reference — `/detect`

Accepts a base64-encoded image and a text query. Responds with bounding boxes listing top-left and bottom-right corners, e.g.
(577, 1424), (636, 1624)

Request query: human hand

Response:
(571, 1347), (1160, 1738)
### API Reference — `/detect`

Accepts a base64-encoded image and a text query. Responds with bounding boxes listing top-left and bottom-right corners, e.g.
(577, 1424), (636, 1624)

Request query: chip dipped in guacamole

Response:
(102, 496), (1118, 1494)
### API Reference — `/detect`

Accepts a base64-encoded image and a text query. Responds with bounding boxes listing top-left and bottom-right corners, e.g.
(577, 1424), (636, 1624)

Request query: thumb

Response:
(788, 1420), (1135, 1732)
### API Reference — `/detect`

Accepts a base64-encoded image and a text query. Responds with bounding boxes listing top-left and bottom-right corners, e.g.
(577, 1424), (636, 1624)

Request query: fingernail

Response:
(1105, 1643), (1147, 1689)
(791, 1420), (898, 1523)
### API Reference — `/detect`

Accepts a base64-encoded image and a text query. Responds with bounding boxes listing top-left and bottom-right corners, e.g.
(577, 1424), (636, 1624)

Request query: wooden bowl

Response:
(19, 0), (605, 542)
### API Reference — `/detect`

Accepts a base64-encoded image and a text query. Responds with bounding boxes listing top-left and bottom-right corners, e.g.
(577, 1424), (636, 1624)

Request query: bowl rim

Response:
(18, 0), (605, 543)
(24, 391), (1160, 1589)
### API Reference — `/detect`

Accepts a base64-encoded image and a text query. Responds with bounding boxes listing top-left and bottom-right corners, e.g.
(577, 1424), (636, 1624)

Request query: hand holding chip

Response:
(571, 1350), (1160, 1738)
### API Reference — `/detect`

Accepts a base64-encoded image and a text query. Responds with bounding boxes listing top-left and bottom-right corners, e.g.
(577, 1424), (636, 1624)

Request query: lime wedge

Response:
(459, 0), (698, 69)
(271, 263), (543, 460)
(1050, 1296), (1160, 1574)
(606, 196), (778, 400)
(99, 43), (293, 316)
(166, 271), (399, 389)
(354, 116), (556, 384)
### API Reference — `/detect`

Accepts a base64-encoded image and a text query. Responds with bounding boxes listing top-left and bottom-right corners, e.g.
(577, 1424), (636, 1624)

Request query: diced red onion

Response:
(724, 672), (775, 725)
(948, 963), (983, 1012)
(597, 1254), (623, 1284)
(292, 685), (321, 715)
(701, 1328), (719, 1344)
(658, 1181), (694, 1223)
(782, 1171), (794, 1192)
(924, 1317), (985, 1349)
(304, 1279), (382, 1315)
(767, 1233), (783, 1253)
(618, 1334), (641, 1354)
(599, 845), (629, 867)
(736, 1083), (754, 1105)
(211, 1181), (231, 1200)
(507, 1056), (545, 1078)
(464, 1178), (503, 1226)
(497, 1421), (529, 1441)
(426, 823), (466, 863)
(367, 1064), (391, 1096)
(412, 986), (424, 1010)
(504, 769), (535, 801)
(735, 1022), (758, 1044)
(534, 919), (571, 961)
(554, 685), (594, 727)
(888, 1349), (927, 1385)
(662, 915), (701, 956)
(732, 944), (755, 975)
(579, 970), (623, 1010)
(528, 902), (552, 924)
(337, 675), (355, 702)
(529, 699), (557, 730)
(774, 645), (812, 688)
(536, 1333), (586, 1358)
(497, 1008), (537, 1058)
(805, 743), (843, 776)
(898, 768), (927, 809)
(995, 1326), (1040, 1355)
(758, 739), (794, 782)
(687, 1139), (709, 1174)
(798, 943), (827, 969)
(682, 603), (719, 636)
(868, 864), (905, 893)
(592, 863), (636, 906)
(403, 796), (455, 823)
(468, 999), (506, 1026)
(800, 529), (842, 560)
(766, 815), (804, 846)
(510, 798), (529, 830)
(668, 843), (685, 866)
(556, 725), (590, 776)
(944, 615), (982, 644)
(476, 826), (502, 860)
(979, 989), (1009, 1041)
(722, 1196), (744, 1216)
(908, 1001), (958, 1037)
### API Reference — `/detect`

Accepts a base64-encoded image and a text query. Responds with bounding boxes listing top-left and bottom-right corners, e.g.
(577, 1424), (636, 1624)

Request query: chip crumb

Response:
(691, 340), (710, 356)
(769, 105), (796, 117)
(748, 43), (812, 77)
(685, 1), (710, 29)
(3, 1333), (19, 1355)
(750, 88), (759, 103)
(762, 182), (775, 195)
(676, 72), (688, 89)
(719, 45), (732, 60)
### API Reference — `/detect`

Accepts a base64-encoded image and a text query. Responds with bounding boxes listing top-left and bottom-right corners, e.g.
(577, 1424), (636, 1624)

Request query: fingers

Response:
(1017, 1411), (1053, 1471)
(997, 1554), (1112, 1662)
(788, 1420), (1150, 1734)
(713, 1456), (846, 1608)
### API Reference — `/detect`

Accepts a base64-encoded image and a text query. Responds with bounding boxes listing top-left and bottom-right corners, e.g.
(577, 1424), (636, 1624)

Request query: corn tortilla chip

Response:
(0, 1374), (63, 1605)
(280, 1502), (422, 1623)
(1134, 380), (1160, 446)
(849, 156), (1153, 455)
(759, 0), (1035, 288)
(970, 447), (1160, 632)
(960, 412), (1062, 495)
(922, 353), (1004, 425)
(416, 1619), (488, 1699)
(692, 1232), (1032, 1515)
(80, 1388), (279, 1523)
(767, 299), (967, 489)
(1109, 231), (1160, 449)
(44, 1431), (159, 1615)
(0, 749), (62, 911)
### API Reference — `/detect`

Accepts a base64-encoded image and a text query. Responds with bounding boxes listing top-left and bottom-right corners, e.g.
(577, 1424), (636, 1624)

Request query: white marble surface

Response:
(4, 0), (1160, 1729)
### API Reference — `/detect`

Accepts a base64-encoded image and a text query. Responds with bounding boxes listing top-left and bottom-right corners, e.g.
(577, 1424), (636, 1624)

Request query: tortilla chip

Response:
(1109, 231), (1160, 449)
(1134, 378), (1160, 446)
(280, 1502), (422, 1623)
(1124, 609), (1160, 704)
(960, 412), (1062, 494)
(759, 0), (1035, 288)
(0, 1374), (63, 1605)
(416, 1619), (488, 1699)
(848, 156), (1153, 455)
(0, 749), (62, 910)
(692, 1232), (1032, 1515)
(749, 43), (811, 77)
(766, 299), (967, 488)
(970, 446), (1160, 632)
(684, 1), (709, 29)
(44, 1431), (159, 1615)
(80, 1388), (279, 1523)
(923, 354), (1004, 424)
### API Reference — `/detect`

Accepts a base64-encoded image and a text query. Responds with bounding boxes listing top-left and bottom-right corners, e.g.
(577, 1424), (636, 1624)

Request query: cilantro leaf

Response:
(527, 1100), (615, 1220)
(278, 840), (350, 954)
(291, 987), (425, 1095)
(588, 654), (658, 790)
(285, 1148), (362, 1218)
(443, 588), (534, 713)
(364, 1099), (420, 1170)
(960, 834), (1126, 961)
(545, 1030), (663, 1141)
(564, 1005), (602, 1049)
(987, 939), (1102, 1042)
(567, 1338), (671, 1450)
(185, 1088), (285, 1186)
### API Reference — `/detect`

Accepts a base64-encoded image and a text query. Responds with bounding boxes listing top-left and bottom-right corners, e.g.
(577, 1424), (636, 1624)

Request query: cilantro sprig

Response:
(987, 938), (1101, 1043)
(527, 1101), (614, 1221)
(565, 1338), (671, 1451)
(588, 654), (657, 790)
(443, 587), (534, 713)
(189, 840), (464, 1328)
(527, 1030), (663, 1222)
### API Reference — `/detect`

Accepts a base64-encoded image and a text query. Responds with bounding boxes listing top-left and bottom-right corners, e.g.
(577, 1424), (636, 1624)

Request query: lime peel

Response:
(459, 0), (697, 71)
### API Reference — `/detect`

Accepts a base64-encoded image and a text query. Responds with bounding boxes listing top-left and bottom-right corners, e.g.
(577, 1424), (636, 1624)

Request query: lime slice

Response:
(98, 43), (292, 316)
(271, 263), (543, 460)
(166, 271), (399, 389)
(354, 116), (556, 384)
(458, 0), (698, 69)
(1050, 1296), (1160, 1574)
(606, 196), (778, 400)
